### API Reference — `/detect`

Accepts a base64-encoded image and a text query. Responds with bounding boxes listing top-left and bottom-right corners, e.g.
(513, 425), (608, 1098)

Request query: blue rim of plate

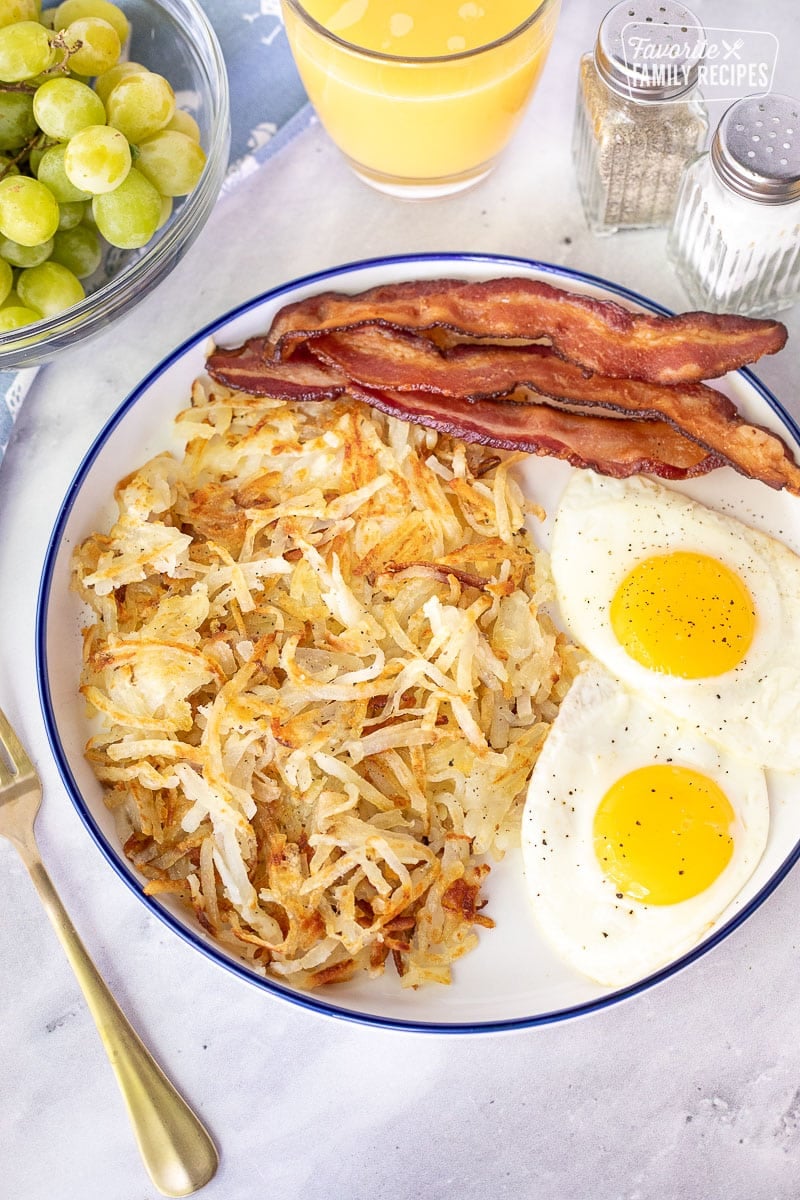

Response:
(35, 251), (800, 1035)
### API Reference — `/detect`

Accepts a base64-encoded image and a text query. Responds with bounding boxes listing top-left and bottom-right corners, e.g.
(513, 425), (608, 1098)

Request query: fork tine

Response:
(0, 704), (35, 779)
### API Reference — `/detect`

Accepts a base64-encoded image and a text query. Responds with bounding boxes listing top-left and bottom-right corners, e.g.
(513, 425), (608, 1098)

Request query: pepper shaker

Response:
(667, 94), (800, 315)
(573, 0), (708, 235)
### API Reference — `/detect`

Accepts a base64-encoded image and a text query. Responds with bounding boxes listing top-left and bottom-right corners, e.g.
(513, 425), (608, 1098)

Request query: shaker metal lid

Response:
(711, 94), (800, 204)
(594, 0), (706, 103)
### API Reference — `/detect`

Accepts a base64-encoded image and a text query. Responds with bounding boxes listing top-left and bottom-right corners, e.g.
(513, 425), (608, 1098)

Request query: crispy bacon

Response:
(311, 326), (739, 407)
(205, 336), (719, 480)
(353, 388), (722, 480)
(207, 329), (800, 493)
(206, 340), (347, 400)
(266, 277), (787, 384)
(310, 327), (800, 494)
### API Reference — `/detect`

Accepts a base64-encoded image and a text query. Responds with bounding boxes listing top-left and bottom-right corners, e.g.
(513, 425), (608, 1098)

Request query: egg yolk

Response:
(609, 550), (755, 678)
(593, 764), (735, 905)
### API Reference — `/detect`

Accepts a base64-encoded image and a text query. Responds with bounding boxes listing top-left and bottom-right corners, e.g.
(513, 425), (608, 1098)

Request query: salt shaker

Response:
(573, 0), (708, 235)
(668, 94), (800, 315)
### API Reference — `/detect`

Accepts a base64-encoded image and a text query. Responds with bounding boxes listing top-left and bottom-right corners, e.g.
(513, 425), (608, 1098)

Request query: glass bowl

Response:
(0, 0), (230, 370)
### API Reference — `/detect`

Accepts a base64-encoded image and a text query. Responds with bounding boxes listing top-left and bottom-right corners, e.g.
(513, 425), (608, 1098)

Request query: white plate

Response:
(36, 252), (800, 1032)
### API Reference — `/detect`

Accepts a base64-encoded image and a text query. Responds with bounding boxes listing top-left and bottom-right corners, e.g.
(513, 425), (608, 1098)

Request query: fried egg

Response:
(550, 471), (800, 771)
(521, 664), (769, 987)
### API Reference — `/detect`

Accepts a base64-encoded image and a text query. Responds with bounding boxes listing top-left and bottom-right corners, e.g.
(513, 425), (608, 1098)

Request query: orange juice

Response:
(281, 0), (560, 193)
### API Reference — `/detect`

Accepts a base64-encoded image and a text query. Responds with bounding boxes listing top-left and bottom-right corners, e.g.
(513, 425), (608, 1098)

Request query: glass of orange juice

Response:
(280, 0), (561, 198)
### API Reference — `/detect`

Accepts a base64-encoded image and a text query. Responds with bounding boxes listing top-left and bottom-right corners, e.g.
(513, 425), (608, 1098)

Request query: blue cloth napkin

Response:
(204, 0), (311, 187)
(0, 1), (311, 462)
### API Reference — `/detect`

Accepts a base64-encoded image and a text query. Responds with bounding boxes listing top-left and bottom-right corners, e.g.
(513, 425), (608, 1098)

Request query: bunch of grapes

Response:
(0, 0), (207, 332)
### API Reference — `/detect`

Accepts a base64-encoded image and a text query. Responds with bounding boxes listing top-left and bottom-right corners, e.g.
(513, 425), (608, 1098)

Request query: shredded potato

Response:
(73, 375), (580, 988)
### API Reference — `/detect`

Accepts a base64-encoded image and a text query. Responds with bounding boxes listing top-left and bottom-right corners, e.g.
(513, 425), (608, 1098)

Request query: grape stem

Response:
(0, 131), (47, 180)
(49, 31), (84, 72)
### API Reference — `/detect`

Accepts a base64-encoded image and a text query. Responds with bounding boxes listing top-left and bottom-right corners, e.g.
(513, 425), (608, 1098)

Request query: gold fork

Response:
(0, 704), (219, 1197)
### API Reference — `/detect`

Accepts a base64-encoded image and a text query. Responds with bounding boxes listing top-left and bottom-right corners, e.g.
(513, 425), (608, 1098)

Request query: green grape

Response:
(0, 20), (54, 80)
(17, 257), (83, 313)
(92, 166), (160, 249)
(165, 108), (201, 143)
(33, 76), (106, 139)
(37, 143), (90, 200)
(0, 175), (59, 244)
(57, 197), (84, 228)
(63, 123), (130, 193)
(105, 71), (174, 143)
(93, 58), (144, 104)
(52, 0), (128, 44)
(0, 285), (20, 305)
(0, 230), (52, 264)
(0, 253), (12, 302)
(0, 1), (39, 28)
(0, 91), (37, 148)
(62, 15), (118, 73)
(135, 130), (206, 197)
(51, 220), (98, 275)
(26, 39), (68, 82)
(0, 304), (40, 329)
(27, 141), (50, 175)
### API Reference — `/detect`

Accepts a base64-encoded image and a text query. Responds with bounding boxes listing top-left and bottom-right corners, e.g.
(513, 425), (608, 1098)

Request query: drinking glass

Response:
(281, 0), (561, 199)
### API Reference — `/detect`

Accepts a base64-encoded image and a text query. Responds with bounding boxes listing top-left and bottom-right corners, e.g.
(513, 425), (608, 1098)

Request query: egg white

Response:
(521, 663), (769, 988)
(550, 471), (800, 771)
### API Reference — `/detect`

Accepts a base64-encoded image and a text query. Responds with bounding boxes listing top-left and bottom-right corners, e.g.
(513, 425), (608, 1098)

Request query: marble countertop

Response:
(3, 2), (800, 1197)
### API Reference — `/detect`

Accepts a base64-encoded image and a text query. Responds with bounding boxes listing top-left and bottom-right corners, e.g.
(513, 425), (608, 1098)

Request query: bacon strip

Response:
(345, 388), (722, 481)
(207, 339), (347, 400)
(266, 278), (787, 384)
(308, 327), (800, 494)
(208, 330), (800, 494)
(206, 338), (717, 480)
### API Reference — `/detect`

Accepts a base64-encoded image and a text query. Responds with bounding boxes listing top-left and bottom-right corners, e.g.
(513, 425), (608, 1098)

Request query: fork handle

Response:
(21, 851), (218, 1198)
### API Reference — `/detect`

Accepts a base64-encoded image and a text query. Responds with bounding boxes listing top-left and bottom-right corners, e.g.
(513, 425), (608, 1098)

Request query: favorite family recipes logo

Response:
(621, 24), (779, 102)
